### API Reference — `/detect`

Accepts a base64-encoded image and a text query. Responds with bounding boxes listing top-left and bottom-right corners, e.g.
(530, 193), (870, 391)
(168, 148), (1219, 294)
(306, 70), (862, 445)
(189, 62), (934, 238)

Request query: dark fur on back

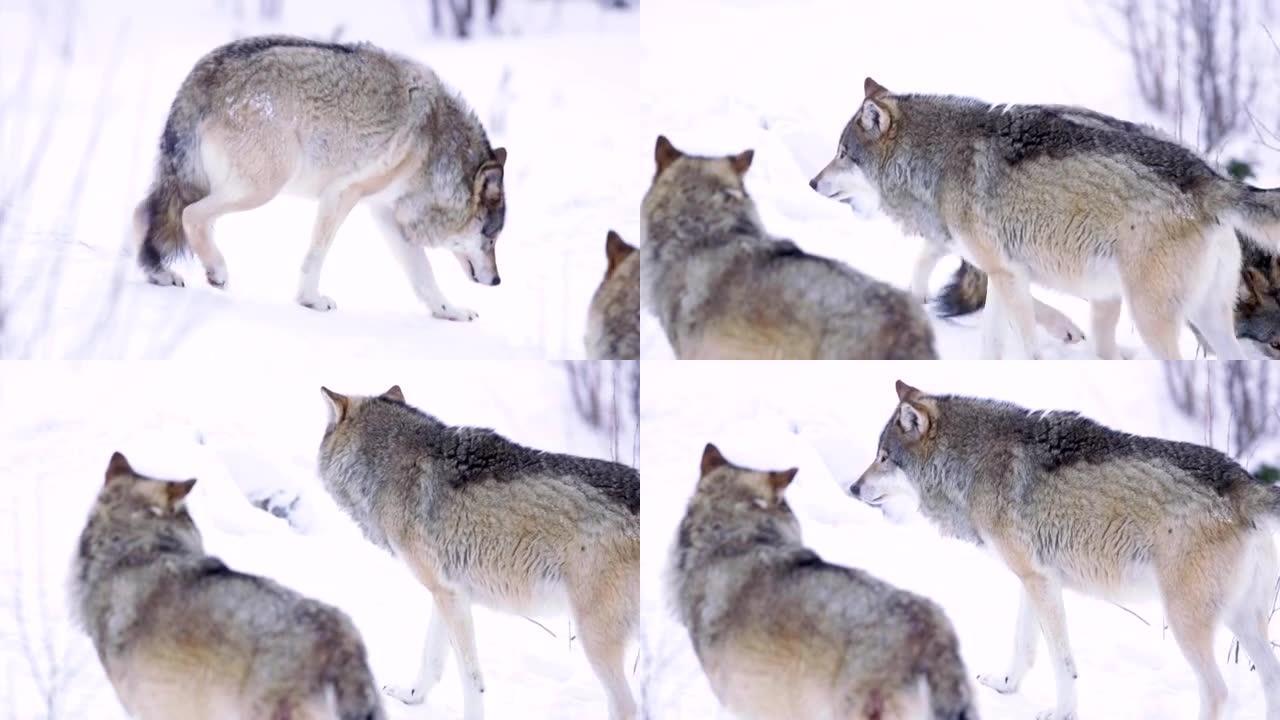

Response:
(937, 396), (1254, 496)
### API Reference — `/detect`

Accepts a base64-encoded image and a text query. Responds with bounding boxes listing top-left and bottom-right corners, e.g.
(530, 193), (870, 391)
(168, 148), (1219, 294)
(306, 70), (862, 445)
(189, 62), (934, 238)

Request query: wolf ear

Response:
(655, 135), (683, 175)
(897, 402), (930, 440)
(858, 98), (892, 139)
(380, 385), (405, 403)
(605, 230), (635, 275)
(864, 77), (890, 99)
(320, 387), (350, 424)
(701, 443), (729, 476)
(167, 479), (197, 508)
(492, 147), (507, 167)
(105, 452), (134, 485)
(769, 467), (798, 494)
(729, 149), (754, 176)
(477, 163), (504, 207)
(895, 380), (922, 402)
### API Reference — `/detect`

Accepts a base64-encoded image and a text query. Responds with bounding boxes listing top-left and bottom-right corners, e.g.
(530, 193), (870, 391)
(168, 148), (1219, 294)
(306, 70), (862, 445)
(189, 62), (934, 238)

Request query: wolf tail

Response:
(933, 260), (988, 318)
(1227, 183), (1280, 252)
(321, 644), (386, 720)
(924, 650), (978, 720)
(136, 111), (205, 280)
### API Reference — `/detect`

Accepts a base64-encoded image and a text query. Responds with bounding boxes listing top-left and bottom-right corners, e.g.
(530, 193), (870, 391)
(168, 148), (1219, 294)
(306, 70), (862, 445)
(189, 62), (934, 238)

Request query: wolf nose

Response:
(847, 483), (860, 498)
(489, 276), (501, 286)
(808, 178), (819, 191)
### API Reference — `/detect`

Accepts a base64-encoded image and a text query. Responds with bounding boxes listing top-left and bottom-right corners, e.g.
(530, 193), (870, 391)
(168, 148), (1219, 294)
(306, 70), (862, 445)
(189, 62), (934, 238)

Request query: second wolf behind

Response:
(317, 385), (640, 720)
(586, 230), (639, 359)
(73, 453), (384, 720)
(135, 35), (506, 320)
(936, 233), (1280, 359)
(670, 444), (976, 720)
(642, 136), (937, 359)
(854, 381), (1280, 720)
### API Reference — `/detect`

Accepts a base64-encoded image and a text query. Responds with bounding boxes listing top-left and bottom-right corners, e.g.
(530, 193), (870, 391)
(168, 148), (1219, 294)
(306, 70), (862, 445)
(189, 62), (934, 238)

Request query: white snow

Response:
(639, 361), (1280, 720)
(0, 360), (638, 719)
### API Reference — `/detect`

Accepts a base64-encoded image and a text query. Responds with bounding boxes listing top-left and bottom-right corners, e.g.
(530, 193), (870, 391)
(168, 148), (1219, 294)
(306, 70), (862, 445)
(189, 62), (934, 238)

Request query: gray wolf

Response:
(852, 381), (1280, 720)
(72, 452), (384, 720)
(586, 230), (639, 359)
(642, 135), (937, 359)
(811, 78), (1280, 359)
(135, 35), (506, 320)
(316, 385), (639, 720)
(938, 232), (1280, 358)
(670, 443), (977, 720)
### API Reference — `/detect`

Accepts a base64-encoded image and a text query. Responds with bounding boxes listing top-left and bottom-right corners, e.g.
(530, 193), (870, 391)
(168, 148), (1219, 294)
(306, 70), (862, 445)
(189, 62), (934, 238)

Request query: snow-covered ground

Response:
(638, 0), (1280, 360)
(0, 0), (645, 360)
(0, 360), (638, 719)
(638, 361), (1280, 719)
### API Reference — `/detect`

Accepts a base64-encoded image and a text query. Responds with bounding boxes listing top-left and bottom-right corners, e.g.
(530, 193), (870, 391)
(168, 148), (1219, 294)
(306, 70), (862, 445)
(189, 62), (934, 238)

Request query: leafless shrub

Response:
(1162, 360), (1278, 460)
(563, 361), (640, 466)
(1108, 0), (1269, 151)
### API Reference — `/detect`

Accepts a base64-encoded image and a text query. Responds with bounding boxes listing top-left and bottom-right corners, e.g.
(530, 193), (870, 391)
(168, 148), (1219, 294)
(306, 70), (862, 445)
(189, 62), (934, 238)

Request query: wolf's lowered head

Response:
(809, 78), (895, 212)
(850, 380), (935, 509)
(397, 144), (507, 286)
(1237, 250), (1280, 358)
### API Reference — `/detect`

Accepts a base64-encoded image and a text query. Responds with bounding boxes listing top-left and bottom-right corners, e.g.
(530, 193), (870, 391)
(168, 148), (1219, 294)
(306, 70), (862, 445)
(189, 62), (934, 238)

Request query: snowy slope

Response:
(0, 0), (646, 360)
(638, 0), (1280, 360)
(638, 361), (1279, 719)
(0, 360), (638, 719)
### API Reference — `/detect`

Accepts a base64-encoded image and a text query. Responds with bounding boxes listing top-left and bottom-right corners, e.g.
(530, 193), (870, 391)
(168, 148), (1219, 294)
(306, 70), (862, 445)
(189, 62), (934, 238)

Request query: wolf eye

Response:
(878, 450), (889, 464)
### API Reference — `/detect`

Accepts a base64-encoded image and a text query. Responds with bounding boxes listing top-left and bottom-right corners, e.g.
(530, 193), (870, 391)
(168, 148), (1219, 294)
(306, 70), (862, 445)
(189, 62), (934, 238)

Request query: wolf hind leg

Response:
(979, 588), (1040, 694)
(570, 569), (637, 720)
(181, 183), (279, 289)
(383, 607), (448, 705)
(1186, 232), (1246, 359)
(1160, 562), (1228, 720)
(296, 185), (365, 312)
(1224, 538), (1280, 720)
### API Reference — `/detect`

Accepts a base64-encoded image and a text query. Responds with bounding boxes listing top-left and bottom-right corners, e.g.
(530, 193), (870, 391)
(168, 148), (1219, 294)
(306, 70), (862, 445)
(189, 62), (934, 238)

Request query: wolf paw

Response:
(147, 269), (185, 287)
(977, 673), (1020, 694)
(1042, 317), (1085, 344)
(206, 266), (228, 288)
(432, 303), (478, 322)
(382, 684), (426, 706)
(297, 294), (336, 312)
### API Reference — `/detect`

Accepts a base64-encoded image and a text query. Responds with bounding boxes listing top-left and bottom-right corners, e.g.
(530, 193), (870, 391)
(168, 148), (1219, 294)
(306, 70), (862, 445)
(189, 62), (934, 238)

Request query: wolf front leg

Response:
(383, 608), (448, 705)
(1019, 574), (1077, 720)
(911, 242), (947, 303)
(978, 589), (1040, 694)
(432, 588), (486, 720)
(986, 270), (1040, 359)
(373, 208), (478, 321)
(297, 185), (365, 311)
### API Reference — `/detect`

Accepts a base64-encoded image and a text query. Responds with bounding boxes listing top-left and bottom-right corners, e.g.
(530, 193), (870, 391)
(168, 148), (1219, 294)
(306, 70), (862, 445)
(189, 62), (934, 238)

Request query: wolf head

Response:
(74, 453), (202, 623)
(642, 136), (759, 237)
(396, 145), (507, 286)
(1237, 254), (1280, 359)
(319, 384), (410, 450)
(677, 443), (802, 554)
(809, 78), (897, 212)
(850, 380), (934, 508)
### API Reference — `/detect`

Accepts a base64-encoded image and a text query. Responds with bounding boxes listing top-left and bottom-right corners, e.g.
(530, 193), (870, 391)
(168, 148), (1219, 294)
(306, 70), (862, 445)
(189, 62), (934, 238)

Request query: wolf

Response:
(811, 78), (1280, 359)
(852, 381), (1280, 720)
(586, 230), (639, 359)
(316, 385), (639, 720)
(1235, 239), (1280, 358)
(938, 232), (1280, 358)
(134, 35), (506, 320)
(642, 135), (937, 359)
(72, 452), (384, 720)
(669, 444), (976, 720)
